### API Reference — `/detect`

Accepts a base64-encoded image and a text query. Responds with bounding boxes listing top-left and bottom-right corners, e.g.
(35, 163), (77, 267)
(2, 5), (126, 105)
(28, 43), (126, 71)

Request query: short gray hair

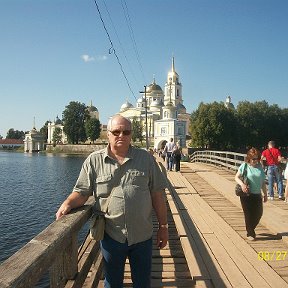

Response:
(107, 114), (131, 131)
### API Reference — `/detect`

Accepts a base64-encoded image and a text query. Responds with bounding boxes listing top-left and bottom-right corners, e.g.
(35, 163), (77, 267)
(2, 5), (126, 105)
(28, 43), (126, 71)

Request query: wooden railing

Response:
(190, 150), (287, 186)
(190, 150), (245, 171)
(1, 152), (285, 287)
(0, 197), (103, 288)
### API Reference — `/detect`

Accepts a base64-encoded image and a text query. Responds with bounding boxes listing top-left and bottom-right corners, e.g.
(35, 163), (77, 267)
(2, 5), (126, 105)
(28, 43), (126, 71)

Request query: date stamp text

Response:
(258, 251), (287, 261)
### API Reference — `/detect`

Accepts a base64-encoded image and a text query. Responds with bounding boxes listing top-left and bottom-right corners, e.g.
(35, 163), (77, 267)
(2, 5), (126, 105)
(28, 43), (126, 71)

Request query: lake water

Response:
(0, 151), (88, 285)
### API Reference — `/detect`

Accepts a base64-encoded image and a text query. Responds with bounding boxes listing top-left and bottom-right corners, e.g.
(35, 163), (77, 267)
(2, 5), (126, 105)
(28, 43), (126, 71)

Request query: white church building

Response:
(118, 57), (190, 149)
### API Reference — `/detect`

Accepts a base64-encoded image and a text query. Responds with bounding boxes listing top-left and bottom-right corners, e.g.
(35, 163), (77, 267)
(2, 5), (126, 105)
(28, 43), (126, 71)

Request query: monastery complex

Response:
(118, 57), (190, 149)
(44, 57), (235, 151)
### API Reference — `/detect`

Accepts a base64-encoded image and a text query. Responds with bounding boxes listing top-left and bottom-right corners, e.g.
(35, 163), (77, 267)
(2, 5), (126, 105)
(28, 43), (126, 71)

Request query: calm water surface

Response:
(0, 151), (87, 266)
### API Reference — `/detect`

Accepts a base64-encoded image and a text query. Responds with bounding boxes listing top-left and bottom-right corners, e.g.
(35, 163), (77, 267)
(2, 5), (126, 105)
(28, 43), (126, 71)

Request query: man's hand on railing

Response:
(56, 192), (89, 220)
(56, 202), (73, 220)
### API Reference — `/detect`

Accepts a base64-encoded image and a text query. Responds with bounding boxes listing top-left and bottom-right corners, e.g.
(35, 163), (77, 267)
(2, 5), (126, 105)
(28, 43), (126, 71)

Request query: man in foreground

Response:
(56, 114), (168, 287)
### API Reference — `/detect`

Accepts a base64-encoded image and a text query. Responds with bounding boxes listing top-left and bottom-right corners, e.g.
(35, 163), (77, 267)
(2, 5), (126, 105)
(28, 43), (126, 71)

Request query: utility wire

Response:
(93, 0), (137, 100)
(102, 0), (141, 92)
(121, 0), (147, 85)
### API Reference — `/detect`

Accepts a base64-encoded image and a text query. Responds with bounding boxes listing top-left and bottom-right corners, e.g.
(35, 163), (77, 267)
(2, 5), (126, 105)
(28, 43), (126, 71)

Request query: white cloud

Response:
(81, 54), (95, 62)
(81, 54), (107, 63)
(96, 55), (108, 61)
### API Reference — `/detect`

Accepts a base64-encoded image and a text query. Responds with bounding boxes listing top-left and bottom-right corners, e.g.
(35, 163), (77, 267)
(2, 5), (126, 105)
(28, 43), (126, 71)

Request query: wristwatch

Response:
(159, 223), (168, 229)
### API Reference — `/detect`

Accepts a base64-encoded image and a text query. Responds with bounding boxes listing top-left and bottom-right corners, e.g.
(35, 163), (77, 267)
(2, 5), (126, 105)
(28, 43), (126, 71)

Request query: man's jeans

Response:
(267, 165), (283, 197)
(101, 233), (152, 288)
(166, 152), (173, 171)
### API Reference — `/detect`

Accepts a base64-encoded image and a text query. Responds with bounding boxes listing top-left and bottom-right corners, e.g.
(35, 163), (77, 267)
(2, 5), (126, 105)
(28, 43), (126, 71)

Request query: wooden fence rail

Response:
(1, 150), (286, 287)
(190, 150), (245, 171)
(189, 150), (287, 186)
(0, 197), (103, 288)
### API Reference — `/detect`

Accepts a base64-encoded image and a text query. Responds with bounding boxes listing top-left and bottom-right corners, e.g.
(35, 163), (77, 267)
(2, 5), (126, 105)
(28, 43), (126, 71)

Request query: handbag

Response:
(89, 213), (106, 241)
(235, 163), (250, 197)
(89, 186), (117, 241)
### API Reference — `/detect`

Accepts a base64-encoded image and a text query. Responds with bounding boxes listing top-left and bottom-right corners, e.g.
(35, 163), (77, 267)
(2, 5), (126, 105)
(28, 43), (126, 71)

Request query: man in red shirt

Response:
(261, 141), (284, 200)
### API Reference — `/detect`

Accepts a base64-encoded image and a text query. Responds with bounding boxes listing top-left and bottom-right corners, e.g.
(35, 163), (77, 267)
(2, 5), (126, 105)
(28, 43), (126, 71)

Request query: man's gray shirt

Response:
(73, 145), (167, 246)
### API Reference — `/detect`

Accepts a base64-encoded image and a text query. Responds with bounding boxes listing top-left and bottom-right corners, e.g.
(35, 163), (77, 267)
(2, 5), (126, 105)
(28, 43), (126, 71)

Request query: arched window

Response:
(161, 127), (166, 136)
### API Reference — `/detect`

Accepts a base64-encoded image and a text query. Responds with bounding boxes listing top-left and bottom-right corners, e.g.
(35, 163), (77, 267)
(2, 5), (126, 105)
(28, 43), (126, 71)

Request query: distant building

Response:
(0, 139), (24, 150)
(24, 127), (45, 152)
(87, 100), (99, 120)
(118, 57), (190, 149)
(47, 102), (100, 144)
(47, 115), (67, 145)
(225, 96), (235, 109)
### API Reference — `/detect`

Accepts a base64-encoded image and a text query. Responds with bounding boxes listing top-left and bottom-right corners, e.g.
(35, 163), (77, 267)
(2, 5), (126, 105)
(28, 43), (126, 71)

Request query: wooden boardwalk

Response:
(86, 160), (288, 287)
(167, 161), (288, 287)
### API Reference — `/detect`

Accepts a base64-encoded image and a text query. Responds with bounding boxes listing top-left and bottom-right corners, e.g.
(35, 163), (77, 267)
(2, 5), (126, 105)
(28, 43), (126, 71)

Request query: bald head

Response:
(107, 115), (131, 131)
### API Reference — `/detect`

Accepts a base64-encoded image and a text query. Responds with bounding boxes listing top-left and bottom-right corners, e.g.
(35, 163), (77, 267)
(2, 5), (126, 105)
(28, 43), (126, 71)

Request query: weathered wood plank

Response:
(65, 239), (102, 288)
(181, 163), (288, 287)
(50, 234), (78, 287)
(0, 198), (94, 288)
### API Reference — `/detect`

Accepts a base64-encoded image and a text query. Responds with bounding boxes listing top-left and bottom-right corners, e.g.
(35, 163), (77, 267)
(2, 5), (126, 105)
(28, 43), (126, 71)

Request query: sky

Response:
(1, 0), (288, 137)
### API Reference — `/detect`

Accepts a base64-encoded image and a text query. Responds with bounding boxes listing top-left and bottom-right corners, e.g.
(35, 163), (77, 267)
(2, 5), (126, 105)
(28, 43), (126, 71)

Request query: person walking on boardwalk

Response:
(172, 143), (182, 172)
(56, 114), (168, 288)
(235, 148), (267, 241)
(261, 140), (284, 200)
(164, 138), (176, 171)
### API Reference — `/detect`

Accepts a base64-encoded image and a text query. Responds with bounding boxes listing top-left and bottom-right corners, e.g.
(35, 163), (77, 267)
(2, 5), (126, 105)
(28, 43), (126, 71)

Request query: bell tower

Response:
(164, 57), (183, 107)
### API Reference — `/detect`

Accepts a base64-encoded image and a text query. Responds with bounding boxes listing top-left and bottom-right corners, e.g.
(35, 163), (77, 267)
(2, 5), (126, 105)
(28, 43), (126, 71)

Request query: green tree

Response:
(52, 127), (62, 146)
(62, 101), (90, 144)
(279, 108), (288, 148)
(190, 100), (288, 152)
(85, 118), (101, 143)
(40, 121), (49, 142)
(131, 118), (144, 143)
(189, 102), (237, 150)
(266, 104), (285, 146)
(6, 128), (25, 139)
(236, 101), (286, 150)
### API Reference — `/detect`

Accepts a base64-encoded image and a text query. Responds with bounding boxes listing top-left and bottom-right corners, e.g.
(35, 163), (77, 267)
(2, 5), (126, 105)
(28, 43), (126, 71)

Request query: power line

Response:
(102, 0), (141, 92)
(93, 0), (137, 100)
(121, 0), (146, 85)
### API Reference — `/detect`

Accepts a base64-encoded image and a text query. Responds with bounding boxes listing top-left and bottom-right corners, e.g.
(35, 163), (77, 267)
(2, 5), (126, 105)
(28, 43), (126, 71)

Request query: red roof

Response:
(0, 139), (24, 144)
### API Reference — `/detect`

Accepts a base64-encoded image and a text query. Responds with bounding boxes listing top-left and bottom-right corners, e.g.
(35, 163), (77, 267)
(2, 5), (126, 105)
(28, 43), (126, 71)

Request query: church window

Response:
(161, 127), (167, 136)
(164, 111), (168, 118)
(178, 127), (183, 135)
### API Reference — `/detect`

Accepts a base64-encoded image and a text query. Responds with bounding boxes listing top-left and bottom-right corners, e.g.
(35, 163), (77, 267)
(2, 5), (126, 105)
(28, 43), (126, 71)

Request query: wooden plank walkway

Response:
(173, 161), (288, 287)
(95, 198), (195, 287)
(84, 159), (288, 287)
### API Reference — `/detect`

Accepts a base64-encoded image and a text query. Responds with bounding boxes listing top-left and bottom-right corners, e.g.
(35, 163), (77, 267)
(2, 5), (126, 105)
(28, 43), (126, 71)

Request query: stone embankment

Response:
(46, 144), (107, 154)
